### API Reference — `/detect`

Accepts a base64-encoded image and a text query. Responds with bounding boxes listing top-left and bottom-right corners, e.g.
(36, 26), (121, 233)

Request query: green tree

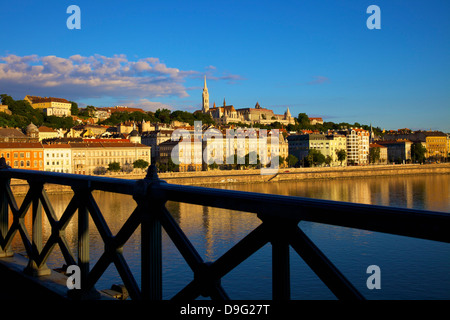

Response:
(325, 155), (333, 166)
(286, 154), (298, 167)
(305, 149), (325, 167)
(278, 156), (285, 168)
(369, 147), (381, 164)
(296, 113), (310, 128)
(70, 101), (79, 115)
(245, 151), (260, 168)
(336, 149), (347, 166)
(411, 142), (427, 164)
(167, 158), (179, 172)
(108, 162), (121, 172)
(155, 108), (172, 124)
(133, 159), (149, 169)
(208, 162), (219, 170)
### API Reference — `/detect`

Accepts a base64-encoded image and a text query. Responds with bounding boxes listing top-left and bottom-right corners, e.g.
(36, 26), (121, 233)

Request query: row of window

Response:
(1, 152), (42, 158)
(72, 150), (149, 157)
(5, 160), (43, 167)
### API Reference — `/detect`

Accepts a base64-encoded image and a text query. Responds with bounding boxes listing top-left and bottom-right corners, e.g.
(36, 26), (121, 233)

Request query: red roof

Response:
(0, 142), (43, 148)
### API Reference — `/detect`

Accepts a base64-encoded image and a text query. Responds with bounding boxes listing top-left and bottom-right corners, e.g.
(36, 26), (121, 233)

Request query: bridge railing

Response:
(1, 161), (449, 300)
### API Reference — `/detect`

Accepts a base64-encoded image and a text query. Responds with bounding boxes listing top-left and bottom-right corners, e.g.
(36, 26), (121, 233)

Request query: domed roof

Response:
(26, 122), (39, 133)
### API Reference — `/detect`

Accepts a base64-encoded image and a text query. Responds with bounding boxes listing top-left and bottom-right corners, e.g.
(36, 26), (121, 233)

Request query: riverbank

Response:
(9, 163), (450, 195)
(158, 163), (450, 186)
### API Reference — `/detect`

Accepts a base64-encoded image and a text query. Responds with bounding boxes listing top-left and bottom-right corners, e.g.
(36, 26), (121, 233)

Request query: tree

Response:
(411, 142), (427, 164)
(208, 162), (219, 170)
(167, 158), (179, 172)
(133, 159), (149, 169)
(155, 108), (171, 124)
(70, 101), (79, 115)
(336, 149), (347, 166)
(278, 156), (285, 168)
(108, 162), (121, 172)
(93, 166), (107, 175)
(297, 113), (310, 128)
(286, 154), (298, 167)
(245, 151), (260, 168)
(121, 163), (134, 173)
(304, 149), (326, 167)
(369, 147), (381, 164)
(325, 155), (333, 166)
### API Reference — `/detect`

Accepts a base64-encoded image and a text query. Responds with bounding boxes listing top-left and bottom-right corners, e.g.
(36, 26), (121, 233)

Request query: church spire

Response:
(202, 76), (209, 113)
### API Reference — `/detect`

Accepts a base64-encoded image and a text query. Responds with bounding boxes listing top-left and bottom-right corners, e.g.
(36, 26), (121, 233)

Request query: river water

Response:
(11, 174), (450, 300)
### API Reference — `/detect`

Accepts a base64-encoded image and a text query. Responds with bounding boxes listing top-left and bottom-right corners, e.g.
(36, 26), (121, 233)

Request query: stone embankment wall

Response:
(8, 163), (450, 195)
(158, 163), (450, 186)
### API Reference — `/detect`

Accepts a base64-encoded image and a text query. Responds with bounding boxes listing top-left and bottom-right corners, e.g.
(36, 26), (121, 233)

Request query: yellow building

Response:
(24, 95), (71, 117)
(38, 126), (60, 141)
(382, 130), (448, 161)
(424, 133), (448, 160)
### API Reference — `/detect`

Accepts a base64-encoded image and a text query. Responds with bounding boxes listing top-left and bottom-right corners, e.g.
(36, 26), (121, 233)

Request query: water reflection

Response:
(220, 174), (449, 212)
(8, 174), (450, 299)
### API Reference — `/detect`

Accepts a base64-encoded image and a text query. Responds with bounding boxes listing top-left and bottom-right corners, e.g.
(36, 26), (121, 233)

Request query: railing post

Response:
(0, 157), (13, 258)
(69, 187), (100, 299)
(135, 164), (164, 300)
(268, 219), (292, 300)
(24, 182), (51, 276)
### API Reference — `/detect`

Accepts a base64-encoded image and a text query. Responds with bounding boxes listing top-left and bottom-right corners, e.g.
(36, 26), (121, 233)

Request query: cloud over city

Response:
(0, 54), (244, 108)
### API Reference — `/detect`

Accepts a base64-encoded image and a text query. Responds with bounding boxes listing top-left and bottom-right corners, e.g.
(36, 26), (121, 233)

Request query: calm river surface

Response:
(12, 174), (450, 300)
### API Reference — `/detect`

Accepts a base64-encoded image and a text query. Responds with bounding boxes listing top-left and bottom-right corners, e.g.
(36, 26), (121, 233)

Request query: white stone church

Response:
(199, 76), (295, 126)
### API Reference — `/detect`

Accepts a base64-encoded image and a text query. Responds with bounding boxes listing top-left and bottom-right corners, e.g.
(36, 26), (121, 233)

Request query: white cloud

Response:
(0, 54), (191, 100)
(0, 54), (246, 113)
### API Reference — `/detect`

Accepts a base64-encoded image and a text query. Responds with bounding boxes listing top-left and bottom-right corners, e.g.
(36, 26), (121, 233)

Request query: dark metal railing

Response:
(1, 159), (449, 300)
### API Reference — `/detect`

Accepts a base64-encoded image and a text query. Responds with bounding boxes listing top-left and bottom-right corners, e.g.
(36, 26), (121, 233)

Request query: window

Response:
(20, 161), (24, 167)
(20, 153), (24, 158)
(26, 161), (30, 167)
(14, 161), (18, 167)
(26, 152), (30, 158)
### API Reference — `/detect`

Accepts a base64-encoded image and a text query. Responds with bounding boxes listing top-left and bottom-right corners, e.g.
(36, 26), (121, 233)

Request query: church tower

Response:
(202, 75), (209, 113)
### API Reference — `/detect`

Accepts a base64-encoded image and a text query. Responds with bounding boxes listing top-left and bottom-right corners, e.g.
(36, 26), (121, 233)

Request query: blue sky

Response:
(1, 0), (449, 132)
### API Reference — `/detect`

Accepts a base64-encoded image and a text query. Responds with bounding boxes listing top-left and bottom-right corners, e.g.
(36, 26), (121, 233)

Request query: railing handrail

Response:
(1, 165), (449, 300)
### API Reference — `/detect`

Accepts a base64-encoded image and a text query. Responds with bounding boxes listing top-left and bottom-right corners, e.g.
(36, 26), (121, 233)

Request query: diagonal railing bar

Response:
(159, 205), (205, 273)
(4, 180), (19, 215)
(87, 195), (145, 300)
(288, 225), (364, 300)
(209, 223), (270, 280)
(39, 189), (58, 228)
(13, 184), (39, 260)
(85, 191), (114, 243)
(49, 195), (79, 267)
(112, 248), (142, 300)
(172, 279), (203, 300)
(114, 205), (144, 249)
(170, 222), (271, 300)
